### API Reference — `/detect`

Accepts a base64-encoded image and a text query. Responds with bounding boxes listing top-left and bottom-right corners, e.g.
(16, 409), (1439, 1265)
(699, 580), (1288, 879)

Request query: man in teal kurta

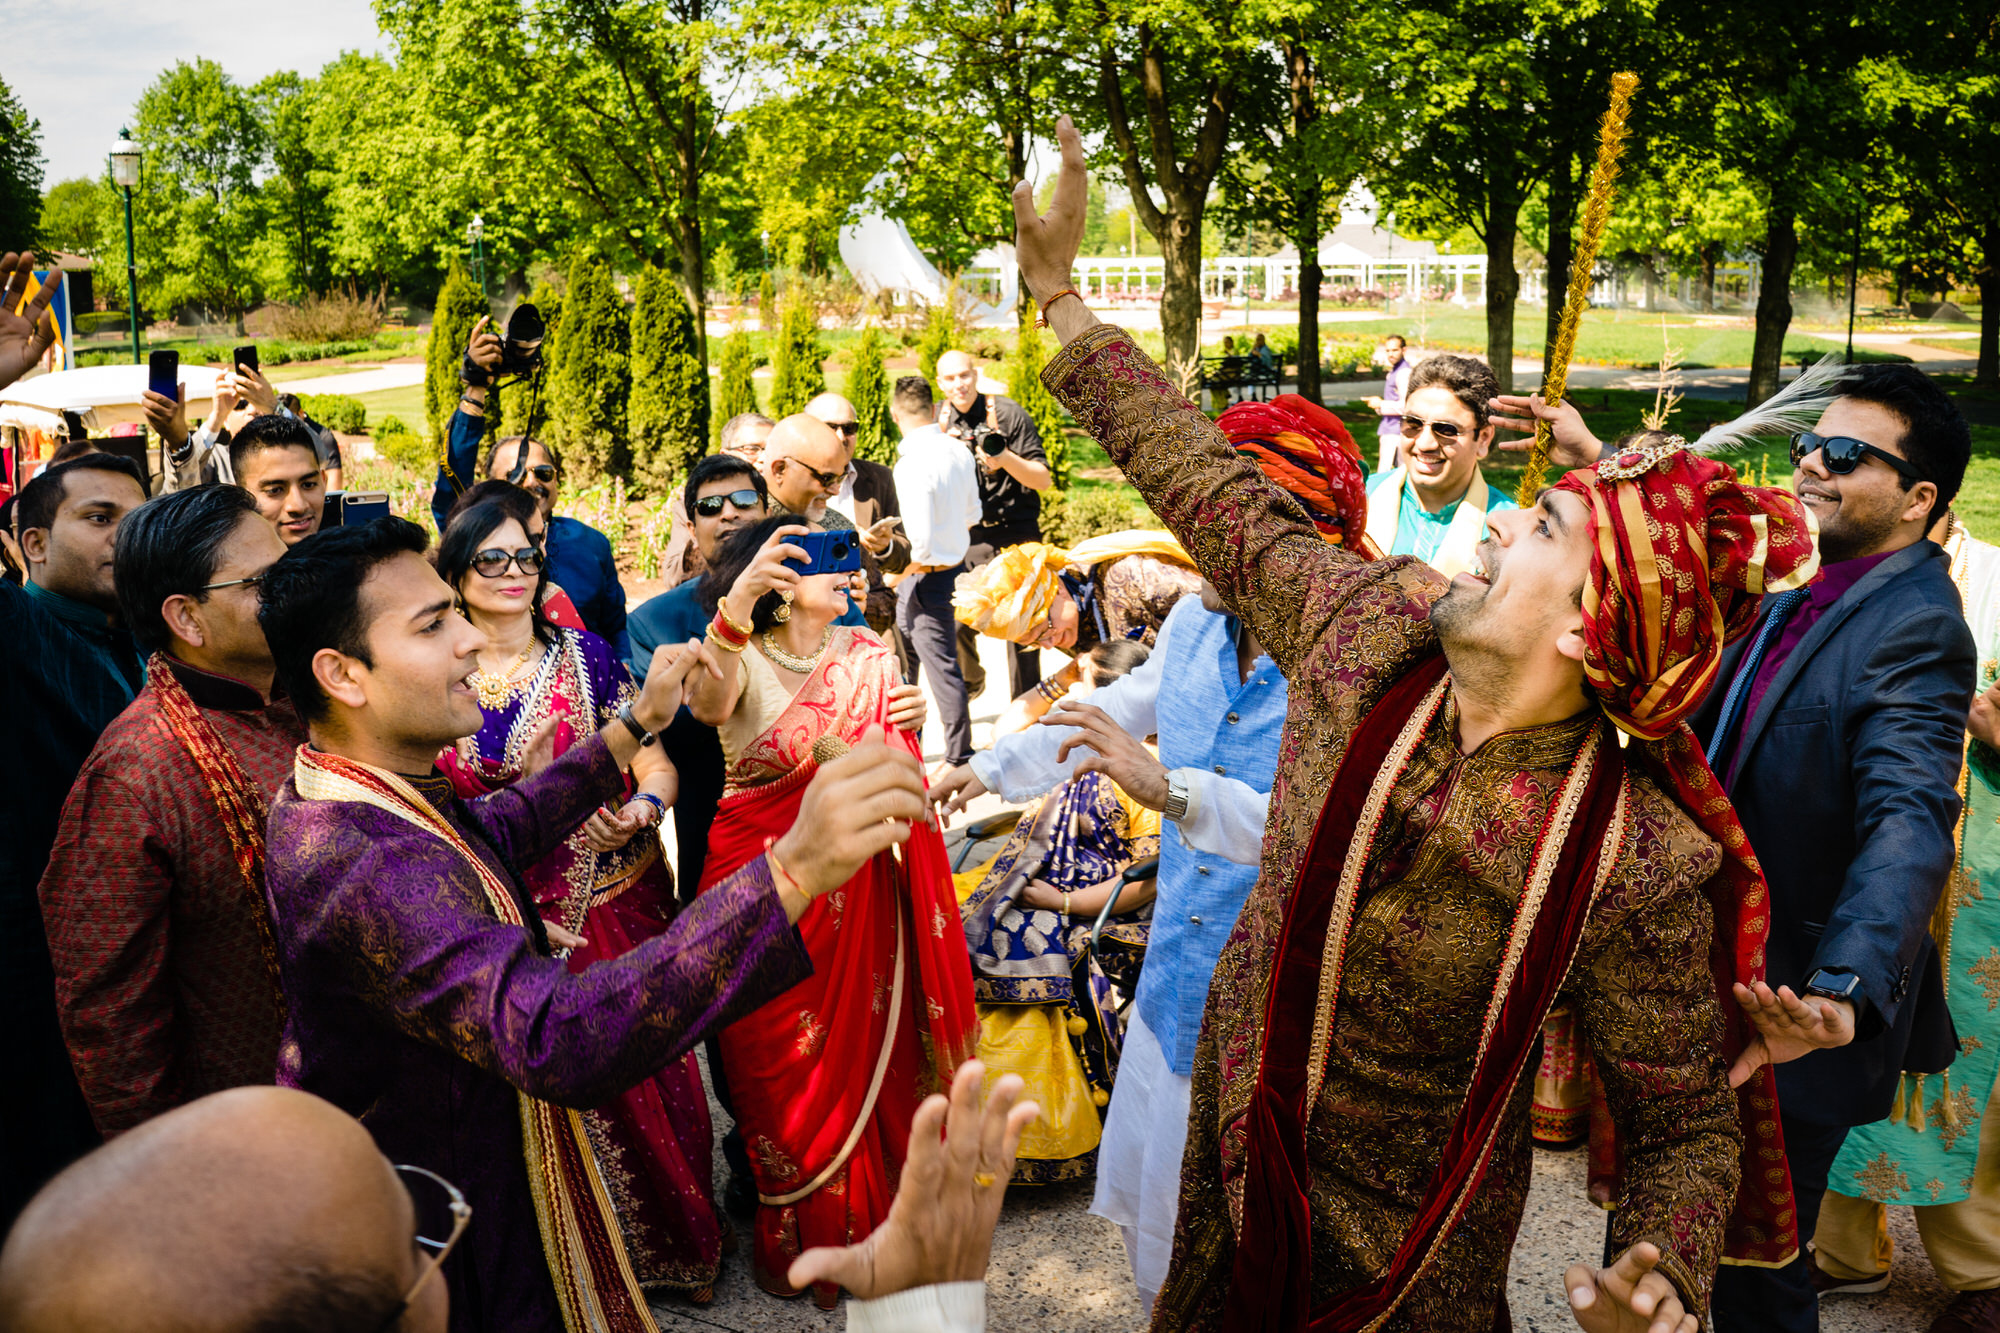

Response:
(1816, 516), (2000, 1330)
(1361, 352), (1516, 573)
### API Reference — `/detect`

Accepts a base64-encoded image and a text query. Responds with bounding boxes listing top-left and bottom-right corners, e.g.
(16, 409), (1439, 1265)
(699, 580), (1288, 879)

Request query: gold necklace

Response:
(469, 640), (537, 709)
(760, 624), (834, 674)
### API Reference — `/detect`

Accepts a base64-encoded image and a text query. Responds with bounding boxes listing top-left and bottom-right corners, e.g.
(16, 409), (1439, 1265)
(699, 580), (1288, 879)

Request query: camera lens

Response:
(980, 433), (1007, 455)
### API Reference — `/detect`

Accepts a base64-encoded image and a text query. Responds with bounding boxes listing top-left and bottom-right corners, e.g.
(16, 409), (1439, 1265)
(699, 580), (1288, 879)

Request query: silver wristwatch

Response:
(1161, 772), (1190, 822)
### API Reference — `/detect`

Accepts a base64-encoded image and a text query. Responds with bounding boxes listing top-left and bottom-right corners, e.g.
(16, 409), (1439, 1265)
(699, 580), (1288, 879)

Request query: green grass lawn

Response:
(348, 383), (430, 435)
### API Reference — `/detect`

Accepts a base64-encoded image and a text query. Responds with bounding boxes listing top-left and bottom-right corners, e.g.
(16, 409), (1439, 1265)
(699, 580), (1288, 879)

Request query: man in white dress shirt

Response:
(892, 375), (983, 765)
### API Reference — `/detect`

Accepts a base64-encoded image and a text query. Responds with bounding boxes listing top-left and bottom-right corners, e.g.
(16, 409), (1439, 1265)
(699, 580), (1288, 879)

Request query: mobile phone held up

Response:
(233, 344), (258, 375)
(782, 528), (863, 575)
(321, 490), (391, 530)
(147, 350), (179, 402)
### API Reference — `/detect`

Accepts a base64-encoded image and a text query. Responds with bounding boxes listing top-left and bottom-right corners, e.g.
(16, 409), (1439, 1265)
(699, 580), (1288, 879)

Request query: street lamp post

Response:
(467, 214), (487, 301)
(109, 130), (142, 364)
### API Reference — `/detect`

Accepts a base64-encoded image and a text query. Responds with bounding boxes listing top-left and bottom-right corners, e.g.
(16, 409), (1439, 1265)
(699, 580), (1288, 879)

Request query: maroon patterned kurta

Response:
(1042, 326), (1742, 1330)
(40, 659), (301, 1136)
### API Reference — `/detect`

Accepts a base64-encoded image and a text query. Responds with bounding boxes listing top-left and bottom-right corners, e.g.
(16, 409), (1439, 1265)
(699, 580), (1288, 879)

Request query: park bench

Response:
(1200, 354), (1281, 404)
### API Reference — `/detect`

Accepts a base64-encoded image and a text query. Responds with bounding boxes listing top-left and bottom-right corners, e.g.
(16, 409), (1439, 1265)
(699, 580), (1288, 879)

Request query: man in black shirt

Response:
(937, 348), (1052, 699)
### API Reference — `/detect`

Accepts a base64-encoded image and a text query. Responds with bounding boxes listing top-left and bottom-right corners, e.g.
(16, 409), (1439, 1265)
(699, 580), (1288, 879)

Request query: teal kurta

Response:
(1362, 467), (1518, 572)
(1830, 526), (2000, 1206)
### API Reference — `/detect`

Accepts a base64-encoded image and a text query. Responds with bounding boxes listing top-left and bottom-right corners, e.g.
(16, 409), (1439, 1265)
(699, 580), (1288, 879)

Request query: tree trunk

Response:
(1642, 253), (1660, 311)
(1542, 169), (1580, 380)
(1159, 209), (1204, 374)
(1700, 242), (1718, 313)
(1297, 247), (1323, 403)
(1747, 203), (1798, 406)
(672, 77), (708, 369)
(1285, 36), (1321, 403)
(1485, 203), (1521, 394)
(1978, 220), (1998, 387)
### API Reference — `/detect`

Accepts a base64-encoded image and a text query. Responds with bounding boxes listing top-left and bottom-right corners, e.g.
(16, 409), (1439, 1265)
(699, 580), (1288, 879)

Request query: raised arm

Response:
(1013, 118), (1395, 675)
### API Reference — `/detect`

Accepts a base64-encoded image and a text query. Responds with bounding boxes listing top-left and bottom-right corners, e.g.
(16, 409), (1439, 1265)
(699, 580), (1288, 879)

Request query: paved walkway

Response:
(267, 363), (427, 395)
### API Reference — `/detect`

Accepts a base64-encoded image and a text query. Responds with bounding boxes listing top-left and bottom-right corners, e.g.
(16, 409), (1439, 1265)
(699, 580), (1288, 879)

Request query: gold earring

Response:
(773, 590), (793, 624)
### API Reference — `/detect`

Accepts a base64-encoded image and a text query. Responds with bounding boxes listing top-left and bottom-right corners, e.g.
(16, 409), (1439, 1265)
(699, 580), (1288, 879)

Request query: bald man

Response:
(0, 1086), (449, 1333)
(936, 348), (1051, 700)
(759, 412), (853, 523)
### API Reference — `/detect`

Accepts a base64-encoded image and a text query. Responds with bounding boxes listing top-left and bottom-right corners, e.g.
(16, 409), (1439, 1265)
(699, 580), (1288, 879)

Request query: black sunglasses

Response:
(1399, 413), (1468, 442)
(1789, 431), (1927, 484)
(515, 463), (557, 483)
(471, 546), (544, 578)
(826, 420), (861, 436)
(694, 488), (765, 517)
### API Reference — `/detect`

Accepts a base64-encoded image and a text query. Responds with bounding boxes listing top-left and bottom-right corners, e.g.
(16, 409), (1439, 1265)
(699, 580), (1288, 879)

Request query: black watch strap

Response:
(617, 701), (657, 746)
(1803, 969), (1860, 1003)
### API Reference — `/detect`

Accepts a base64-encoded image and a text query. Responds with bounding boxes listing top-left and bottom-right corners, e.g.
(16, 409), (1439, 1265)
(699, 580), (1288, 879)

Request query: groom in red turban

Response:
(1010, 114), (1856, 1333)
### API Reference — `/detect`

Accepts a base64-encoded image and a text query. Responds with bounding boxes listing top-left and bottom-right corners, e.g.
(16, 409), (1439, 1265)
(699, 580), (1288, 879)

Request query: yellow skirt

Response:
(976, 1004), (1102, 1173)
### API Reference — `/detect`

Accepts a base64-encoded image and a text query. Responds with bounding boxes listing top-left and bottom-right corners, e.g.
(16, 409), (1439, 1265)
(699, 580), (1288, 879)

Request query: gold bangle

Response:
(704, 624), (746, 654)
(715, 602), (755, 640)
(1062, 891), (1072, 916)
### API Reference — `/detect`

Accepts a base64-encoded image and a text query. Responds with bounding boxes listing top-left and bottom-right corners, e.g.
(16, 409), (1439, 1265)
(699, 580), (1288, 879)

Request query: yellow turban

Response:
(952, 531), (1193, 644)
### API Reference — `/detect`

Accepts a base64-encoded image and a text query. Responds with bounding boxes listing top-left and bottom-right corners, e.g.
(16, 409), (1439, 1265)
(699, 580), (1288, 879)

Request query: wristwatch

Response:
(616, 701), (658, 747)
(1802, 969), (1861, 1005)
(1161, 773), (1191, 823)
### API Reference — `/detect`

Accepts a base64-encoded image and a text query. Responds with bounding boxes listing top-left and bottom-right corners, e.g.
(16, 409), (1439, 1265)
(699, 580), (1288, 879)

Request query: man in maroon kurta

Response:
(255, 516), (935, 1333)
(41, 486), (300, 1137)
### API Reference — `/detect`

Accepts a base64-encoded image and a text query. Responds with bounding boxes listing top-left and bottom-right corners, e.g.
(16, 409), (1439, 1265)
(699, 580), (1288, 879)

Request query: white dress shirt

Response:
(892, 423), (981, 568)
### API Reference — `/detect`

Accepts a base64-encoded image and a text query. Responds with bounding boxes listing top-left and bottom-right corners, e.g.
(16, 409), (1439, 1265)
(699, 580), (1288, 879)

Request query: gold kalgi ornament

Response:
(1516, 71), (1641, 507)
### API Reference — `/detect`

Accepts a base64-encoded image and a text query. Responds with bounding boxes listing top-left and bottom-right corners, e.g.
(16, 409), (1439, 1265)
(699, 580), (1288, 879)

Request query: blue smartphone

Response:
(147, 349), (178, 401)
(320, 490), (391, 529)
(782, 528), (863, 575)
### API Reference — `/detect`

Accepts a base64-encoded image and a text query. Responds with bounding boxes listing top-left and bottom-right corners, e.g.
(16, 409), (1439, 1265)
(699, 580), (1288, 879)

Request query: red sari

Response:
(697, 626), (978, 1301)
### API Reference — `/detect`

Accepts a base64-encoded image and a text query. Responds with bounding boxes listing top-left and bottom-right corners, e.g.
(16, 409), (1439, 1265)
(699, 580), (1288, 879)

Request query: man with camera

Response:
(936, 349), (1051, 701)
(431, 315), (629, 661)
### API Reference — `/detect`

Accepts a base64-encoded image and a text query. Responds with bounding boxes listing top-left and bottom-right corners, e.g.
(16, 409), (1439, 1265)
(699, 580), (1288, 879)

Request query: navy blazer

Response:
(1691, 539), (1971, 1126)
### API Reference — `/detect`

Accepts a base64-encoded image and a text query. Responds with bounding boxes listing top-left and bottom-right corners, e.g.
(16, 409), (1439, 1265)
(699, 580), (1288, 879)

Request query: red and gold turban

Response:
(1552, 435), (1819, 740)
(1218, 394), (1373, 553)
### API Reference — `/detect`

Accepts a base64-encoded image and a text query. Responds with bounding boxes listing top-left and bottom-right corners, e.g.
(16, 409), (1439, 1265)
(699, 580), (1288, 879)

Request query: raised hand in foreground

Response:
(0, 253), (61, 391)
(788, 1060), (1039, 1300)
(1566, 1242), (1698, 1333)
(1728, 979), (1856, 1087)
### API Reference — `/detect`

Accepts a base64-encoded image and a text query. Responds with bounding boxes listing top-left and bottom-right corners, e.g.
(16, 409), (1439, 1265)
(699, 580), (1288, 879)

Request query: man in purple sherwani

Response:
(255, 517), (933, 1333)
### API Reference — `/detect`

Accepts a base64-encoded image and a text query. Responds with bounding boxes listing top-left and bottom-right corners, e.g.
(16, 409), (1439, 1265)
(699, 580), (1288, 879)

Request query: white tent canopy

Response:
(837, 211), (1015, 329)
(0, 362), (227, 433)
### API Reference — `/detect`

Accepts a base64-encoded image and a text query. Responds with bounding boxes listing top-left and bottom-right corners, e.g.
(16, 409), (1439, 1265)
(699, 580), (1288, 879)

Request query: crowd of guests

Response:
(3, 120), (2000, 1333)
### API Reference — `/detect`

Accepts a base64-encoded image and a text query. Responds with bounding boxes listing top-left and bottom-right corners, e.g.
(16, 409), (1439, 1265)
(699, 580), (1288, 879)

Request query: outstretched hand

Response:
(1729, 980), (1856, 1087)
(1490, 394), (1605, 470)
(788, 1060), (1040, 1300)
(1566, 1242), (1697, 1333)
(0, 254), (61, 392)
(1046, 701), (1170, 811)
(1011, 116), (1088, 308)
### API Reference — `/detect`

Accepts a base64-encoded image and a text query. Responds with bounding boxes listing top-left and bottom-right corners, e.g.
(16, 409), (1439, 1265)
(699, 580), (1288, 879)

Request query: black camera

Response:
(463, 302), (546, 387)
(978, 432), (1008, 457)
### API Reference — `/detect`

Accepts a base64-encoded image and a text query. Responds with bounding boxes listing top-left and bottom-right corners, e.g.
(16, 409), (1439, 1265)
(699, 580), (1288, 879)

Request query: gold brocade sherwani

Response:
(1042, 326), (1742, 1331)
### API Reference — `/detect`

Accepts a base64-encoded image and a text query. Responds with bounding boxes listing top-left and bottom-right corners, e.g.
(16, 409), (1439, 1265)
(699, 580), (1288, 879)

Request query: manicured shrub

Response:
(628, 266), (708, 495)
(544, 250), (630, 484)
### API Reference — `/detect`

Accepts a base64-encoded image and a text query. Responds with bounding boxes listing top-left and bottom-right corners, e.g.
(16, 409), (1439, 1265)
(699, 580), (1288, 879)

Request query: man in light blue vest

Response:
(932, 584), (1284, 1312)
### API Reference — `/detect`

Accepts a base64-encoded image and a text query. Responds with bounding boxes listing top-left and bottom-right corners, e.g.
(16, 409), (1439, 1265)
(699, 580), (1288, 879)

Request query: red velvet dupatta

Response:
(292, 747), (660, 1333)
(1227, 653), (1632, 1333)
(697, 639), (977, 1260)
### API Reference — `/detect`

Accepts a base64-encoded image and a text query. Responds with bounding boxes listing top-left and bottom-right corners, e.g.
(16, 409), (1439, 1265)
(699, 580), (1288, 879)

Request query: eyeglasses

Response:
(518, 464), (557, 483)
(786, 459), (854, 490)
(1399, 413), (1468, 442)
(694, 488), (765, 518)
(825, 420), (861, 437)
(199, 573), (266, 592)
(1790, 431), (1928, 484)
(471, 547), (545, 578)
(371, 1164), (472, 1333)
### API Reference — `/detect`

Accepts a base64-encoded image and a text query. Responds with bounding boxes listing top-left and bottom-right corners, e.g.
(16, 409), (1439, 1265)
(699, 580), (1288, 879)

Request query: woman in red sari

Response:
(433, 497), (727, 1303)
(689, 516), (977, 1308)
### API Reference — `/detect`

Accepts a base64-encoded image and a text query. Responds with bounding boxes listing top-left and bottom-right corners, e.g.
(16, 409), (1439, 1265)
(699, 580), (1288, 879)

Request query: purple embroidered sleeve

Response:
(458, 728), (623, 872)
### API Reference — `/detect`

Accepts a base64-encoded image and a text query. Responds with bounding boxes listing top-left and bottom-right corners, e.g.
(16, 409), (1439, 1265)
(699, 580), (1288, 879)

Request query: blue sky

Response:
(1, 0), (386, 185)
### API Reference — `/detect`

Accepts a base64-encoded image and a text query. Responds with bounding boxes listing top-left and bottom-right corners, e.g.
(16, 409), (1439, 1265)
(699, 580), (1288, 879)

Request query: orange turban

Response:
(1552, 435), (1819, 740)
(1218, 394), (1371, 552)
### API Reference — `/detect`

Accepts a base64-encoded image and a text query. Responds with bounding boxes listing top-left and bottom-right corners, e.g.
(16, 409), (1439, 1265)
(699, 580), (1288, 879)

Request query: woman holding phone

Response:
(687, 516), (974, 1308)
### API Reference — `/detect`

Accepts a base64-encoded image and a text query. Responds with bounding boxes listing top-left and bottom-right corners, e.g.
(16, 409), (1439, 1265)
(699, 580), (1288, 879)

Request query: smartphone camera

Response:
(978, 432), (1008, 456)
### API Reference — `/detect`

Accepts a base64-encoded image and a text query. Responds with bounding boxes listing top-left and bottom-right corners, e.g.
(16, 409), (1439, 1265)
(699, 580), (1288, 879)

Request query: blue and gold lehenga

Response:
(957, 769), (1158, 1183)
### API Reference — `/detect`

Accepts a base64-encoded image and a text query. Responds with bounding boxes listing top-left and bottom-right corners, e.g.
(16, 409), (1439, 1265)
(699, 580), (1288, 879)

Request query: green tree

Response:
(39, 180), (103, 257)
(768, 293), (825, 417)
(716, 329), (760, 429)
(846, 325), (895, 465)
(0, 75), (44, 246)
(757, 271), (775, 329)
(502, 276), (563, 442)
(253, 70), (333, 297)
(545, 250), (631, 483)
(426, 257), (489, 442)
(1009, 307), (1068, 487)
(628, 265), (709, 491)
(916, 296), (956, 386)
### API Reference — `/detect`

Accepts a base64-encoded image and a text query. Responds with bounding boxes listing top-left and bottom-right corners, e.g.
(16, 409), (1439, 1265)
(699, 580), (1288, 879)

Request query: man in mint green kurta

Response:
(1816, 519), (2000, 1322)
(1360, 352), (1516, 574)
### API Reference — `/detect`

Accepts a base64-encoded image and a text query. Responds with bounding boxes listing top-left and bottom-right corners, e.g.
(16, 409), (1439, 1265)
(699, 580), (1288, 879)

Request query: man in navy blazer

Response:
(1690, 365), (1975, 1333)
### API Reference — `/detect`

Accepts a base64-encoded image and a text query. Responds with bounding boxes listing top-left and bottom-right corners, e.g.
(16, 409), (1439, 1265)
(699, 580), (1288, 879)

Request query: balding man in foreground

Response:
(0, 1085), (450, 1333)
(1, 1069), (1042, 1333)
(807, 391), (911, 645)
(759, 411), (853, 525)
